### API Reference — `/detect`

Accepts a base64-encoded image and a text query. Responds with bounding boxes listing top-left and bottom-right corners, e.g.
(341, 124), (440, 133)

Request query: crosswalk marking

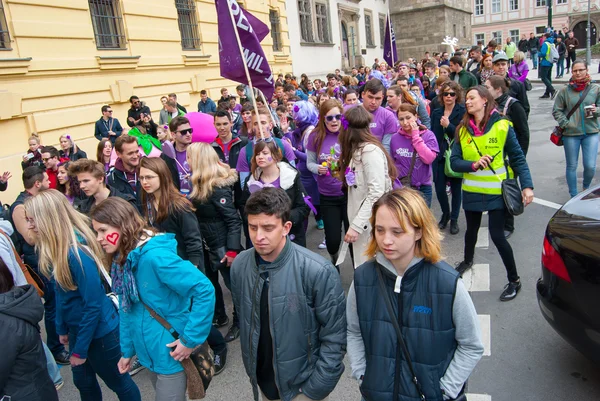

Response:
(476, 229), (489, 248)
(462, 264), (490, 292)
(533, 197), (562, 210)
(466, 394), (492, 401)
(478, 314), (491, 356)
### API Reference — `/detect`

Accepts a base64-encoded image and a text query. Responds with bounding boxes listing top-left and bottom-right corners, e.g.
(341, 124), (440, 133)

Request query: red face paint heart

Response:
(106, 232), (120, 246)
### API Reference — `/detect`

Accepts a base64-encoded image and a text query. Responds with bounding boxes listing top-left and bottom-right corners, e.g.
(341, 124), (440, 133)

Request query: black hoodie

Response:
(0, 285), (58, 401)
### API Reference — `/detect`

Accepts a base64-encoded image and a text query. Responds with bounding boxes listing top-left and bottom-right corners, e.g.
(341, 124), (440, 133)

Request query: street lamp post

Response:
(587, 0), (592, 67)
(548, 1), (553, 30)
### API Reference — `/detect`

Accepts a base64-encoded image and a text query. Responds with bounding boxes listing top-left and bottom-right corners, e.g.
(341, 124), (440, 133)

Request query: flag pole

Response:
(225, 2), (265, 139)
(387, 11), (394, 68)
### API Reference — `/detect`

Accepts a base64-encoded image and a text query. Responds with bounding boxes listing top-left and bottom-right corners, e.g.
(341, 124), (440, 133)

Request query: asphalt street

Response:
(53, 83), (600, 401)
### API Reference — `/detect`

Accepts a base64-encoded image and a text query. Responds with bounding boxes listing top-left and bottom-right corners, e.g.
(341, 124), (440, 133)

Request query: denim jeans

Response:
(557, 56), (565, 77)
(43, 341), (63, 385)
(70, 327), (141, 401)
(540, 65), (554, 95)
(563, 134), (599, 197)
(529, 50), (538, 68)
(416, 184), (433, 208)
(433, 158), (462, 220)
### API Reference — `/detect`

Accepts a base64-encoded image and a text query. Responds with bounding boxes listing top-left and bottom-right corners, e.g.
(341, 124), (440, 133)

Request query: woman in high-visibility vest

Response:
(450, 86), (534, 302)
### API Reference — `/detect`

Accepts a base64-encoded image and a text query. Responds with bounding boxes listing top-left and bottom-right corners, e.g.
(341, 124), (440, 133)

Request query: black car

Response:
(537, 186), (600, 363)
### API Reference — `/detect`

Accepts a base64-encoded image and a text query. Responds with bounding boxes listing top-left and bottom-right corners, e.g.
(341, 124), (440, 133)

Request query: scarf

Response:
(468, 109), (499, 137)
(111, 256), (140, 312)
(291, 121), (313, 150)
(480, 68), (494, 83)
(569, 74), (591, 92)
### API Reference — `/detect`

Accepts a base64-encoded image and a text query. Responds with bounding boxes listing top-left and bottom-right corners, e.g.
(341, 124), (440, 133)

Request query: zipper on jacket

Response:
(248, 273), (261, 374)
(307, 332), (312, 363)
(267, 274), (282, 395)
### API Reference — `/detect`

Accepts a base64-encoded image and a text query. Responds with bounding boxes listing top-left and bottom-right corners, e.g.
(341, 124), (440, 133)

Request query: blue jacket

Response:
(538, 37), (555, 67)
(198, 98), (217, 113)
(450, 112), (534, 212)
(94, 117), (124, 144)
(354, 259), (459, 401)
(55, 245), (119, 359)
(295, 89), (308, 101)
(119, 234), (215, 375)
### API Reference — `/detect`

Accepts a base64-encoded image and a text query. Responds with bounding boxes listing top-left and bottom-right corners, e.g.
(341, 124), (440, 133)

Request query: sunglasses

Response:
(176, 128), (193, 135)
(253, 136), (274, 144)
(443, 92), (457, 97)
(325, 114), (342, 122)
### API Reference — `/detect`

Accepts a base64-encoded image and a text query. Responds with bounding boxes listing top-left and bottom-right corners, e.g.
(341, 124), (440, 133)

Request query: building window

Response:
(536, 0), (547, 6)
(463, 26), (466, 38)
(365, 12), (374, 47)
(88, 0), (126, 49)
(175, 0), (200, 50)
(491, 0), (501, 13)
(509, 29), (519, 44)
(492, 31), (503, 45)
(475, 33), (485, 45)
(509, 0), (519, 10)
(557, 0), (567, 3)
(298, 0), (314, 43)
(453, 24), (457, 38)
(379, 16), (385, 47)
(535, 26), (546, 35)
(315, 2), (330, 43)
(0, 0), (11, 50)
(269, 9), (282, 51)
(474, 0), (484, 15)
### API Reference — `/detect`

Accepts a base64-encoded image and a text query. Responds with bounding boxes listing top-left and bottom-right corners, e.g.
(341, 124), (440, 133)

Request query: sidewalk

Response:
(524, 58), (600, 84)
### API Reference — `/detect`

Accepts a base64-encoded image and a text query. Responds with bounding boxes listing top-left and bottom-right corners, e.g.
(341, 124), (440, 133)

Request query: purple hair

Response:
(292, 100), (318, 126)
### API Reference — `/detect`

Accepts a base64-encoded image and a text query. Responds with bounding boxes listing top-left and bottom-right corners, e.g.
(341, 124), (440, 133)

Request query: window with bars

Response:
(269, 9), (282, 51)
(88, 0), (127, 49)
(0, 0), (11, 50)
(315, 2), (330, 43)
(298, 0), (314, 43)
(365, 12), (374, 47)
(379, 16), (385, 47)
(474, 0), (484, 16)
(536, 0), (547, 6)
(509, 0), (519, 10)
(175, 0), (200, 50)
(491, 0), (501, 13)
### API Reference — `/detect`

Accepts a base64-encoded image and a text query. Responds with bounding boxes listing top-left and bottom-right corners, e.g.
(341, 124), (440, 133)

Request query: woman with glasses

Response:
(240, 141), (310, 247)
(338, 106), (397, 269)
(552, 60), (600, 198)
(431, 81), (465, 234)
(307, 99), (349, 266)
(59, 134), (87, 162)
(24, 190), (142, 401)
(450, 86), (534, 301)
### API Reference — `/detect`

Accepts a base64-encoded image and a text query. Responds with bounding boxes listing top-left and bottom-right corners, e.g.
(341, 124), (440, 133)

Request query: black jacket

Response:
(240, 162), (310, 247)
(556, 41), (567, 57)
(431, 103), (466, 158)
(73, 185), (138, 215)
(527, 37), (539, 51)
(518, 39), (529, 52)
(127, 104), (151, 127)
(0, 285), (58, 401)
(211, 135), (248, 208)
(191, 170), (242, 255)
(59, 146), (87, 162)
(496, 93), (530, 155)
(149, 205), (205, 270)
(507, 77), (530, 117)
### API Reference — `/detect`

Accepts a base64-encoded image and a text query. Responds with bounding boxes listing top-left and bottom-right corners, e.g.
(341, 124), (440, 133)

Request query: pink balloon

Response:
(186, 112), (218, 143)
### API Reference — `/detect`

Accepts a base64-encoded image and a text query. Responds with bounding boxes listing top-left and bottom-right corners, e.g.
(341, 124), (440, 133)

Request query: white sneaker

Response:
(318, 239), (327, 249)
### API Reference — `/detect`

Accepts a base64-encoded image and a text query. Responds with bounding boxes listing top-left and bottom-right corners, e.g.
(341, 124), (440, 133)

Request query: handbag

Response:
(140, 301), (214, 400)
(444, 138), (463, 179)
(0, 229), (44, 297)
(376, 264), (467, 401)
(399, 149), (418, 188)
(501, 166), (524, 216)
(551, 85), (592, 146)
(524, 79), (532, 91)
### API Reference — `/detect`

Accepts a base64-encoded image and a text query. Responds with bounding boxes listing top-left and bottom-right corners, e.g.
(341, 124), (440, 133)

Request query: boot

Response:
(330, 252), (340, 273)
(438, 213), (450, 230)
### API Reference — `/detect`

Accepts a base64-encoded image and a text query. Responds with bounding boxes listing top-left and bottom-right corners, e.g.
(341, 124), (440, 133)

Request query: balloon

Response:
(186, 112), (218, 143)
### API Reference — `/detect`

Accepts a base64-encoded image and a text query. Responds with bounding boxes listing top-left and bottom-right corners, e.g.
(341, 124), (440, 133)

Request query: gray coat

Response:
(231, 239), (346, 401)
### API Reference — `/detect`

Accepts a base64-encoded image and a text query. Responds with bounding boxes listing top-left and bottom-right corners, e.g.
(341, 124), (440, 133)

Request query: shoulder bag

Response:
(444, 137), (463, 179)
(141, 301), (214, 400)
(0, 228), (44, 297)
(375, 264), (467, 401)
(399, 149), (418, 188)
(551, 85), (592, 146)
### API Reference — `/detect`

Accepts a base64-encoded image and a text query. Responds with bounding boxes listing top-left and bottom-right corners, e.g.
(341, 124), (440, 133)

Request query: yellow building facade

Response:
(0, 0), (292, 202)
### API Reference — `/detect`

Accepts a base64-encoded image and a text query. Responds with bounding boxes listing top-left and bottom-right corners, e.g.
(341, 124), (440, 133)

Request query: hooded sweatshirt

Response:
(0, 220), (26, 286)
(389, 127), (439, 187)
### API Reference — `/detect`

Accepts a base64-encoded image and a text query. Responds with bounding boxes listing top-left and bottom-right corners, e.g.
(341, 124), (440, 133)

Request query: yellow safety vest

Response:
(459, 119), (513, 195)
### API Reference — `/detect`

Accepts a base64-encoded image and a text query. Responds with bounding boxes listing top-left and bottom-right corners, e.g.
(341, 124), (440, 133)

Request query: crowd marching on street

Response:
(2, 16), (600, 401)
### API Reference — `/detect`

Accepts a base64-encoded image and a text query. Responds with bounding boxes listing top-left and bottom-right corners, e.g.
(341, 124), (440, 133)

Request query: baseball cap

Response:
(492, 53), (509, 63)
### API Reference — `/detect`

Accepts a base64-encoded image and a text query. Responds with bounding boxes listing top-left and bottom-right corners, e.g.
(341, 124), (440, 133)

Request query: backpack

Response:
(245, 137), (288, 165)
(546, 43), (559, 63)
(500, 96), (516, 117)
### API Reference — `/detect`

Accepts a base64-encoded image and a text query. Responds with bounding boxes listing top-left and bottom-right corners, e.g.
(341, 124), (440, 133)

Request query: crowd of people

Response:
(2, 26), (599, 401)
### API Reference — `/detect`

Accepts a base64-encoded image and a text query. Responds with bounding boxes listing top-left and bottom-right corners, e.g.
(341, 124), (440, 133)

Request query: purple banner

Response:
(383, 15), (397, 67)
(215, 0), (274, 100)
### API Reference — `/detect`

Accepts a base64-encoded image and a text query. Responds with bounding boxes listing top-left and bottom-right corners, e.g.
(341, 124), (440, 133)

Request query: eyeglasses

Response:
(106, 110), (113, 113)
(325, 114), (342, 122)
(176, 128), (193, 135)
(139, 175), (158, 182)
(443, 92), (457, 97)
(42, 157), (53, 162)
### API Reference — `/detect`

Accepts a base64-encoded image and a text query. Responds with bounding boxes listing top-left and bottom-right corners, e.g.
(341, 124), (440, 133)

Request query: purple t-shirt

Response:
(174, 149), (191, 194)
(389, 130), (439, 187)
(306, 130), (344, 197)
(261, 176), (280, 188)
(233, 104), (242, 113)
(369, 107), (398, 142)
(235, 139), (296, 173)
(221, 139), (232, 163)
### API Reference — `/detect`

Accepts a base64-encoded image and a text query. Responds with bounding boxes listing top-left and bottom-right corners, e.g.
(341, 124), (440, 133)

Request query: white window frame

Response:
(557, 0), (567, 4)
(509, 29), (520, 44)
(492, 30), (503, 44)
(364, 10), (374, 47)
(475, 33), (485, 44)
(509, 0), (519, 11)
(314, 2), (330, 43)
(536, 0), (547, 7)
(491, 0), (501, 14)
(475, 0), (484, 16)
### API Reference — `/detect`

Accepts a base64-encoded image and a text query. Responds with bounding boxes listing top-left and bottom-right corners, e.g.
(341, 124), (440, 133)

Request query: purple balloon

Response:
(186, 112), (218, 143)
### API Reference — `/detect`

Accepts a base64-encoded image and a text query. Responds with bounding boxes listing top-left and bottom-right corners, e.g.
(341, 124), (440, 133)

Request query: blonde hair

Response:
(366, 189), (442, 263)
(513, 51), (525, 64)
(24, 190), (106, 291)
(187, 142), (236, 202)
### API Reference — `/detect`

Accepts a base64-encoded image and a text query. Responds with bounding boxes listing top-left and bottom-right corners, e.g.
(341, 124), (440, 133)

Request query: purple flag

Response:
(215, 0), (274, 100)
(383, 15), (397, 67)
